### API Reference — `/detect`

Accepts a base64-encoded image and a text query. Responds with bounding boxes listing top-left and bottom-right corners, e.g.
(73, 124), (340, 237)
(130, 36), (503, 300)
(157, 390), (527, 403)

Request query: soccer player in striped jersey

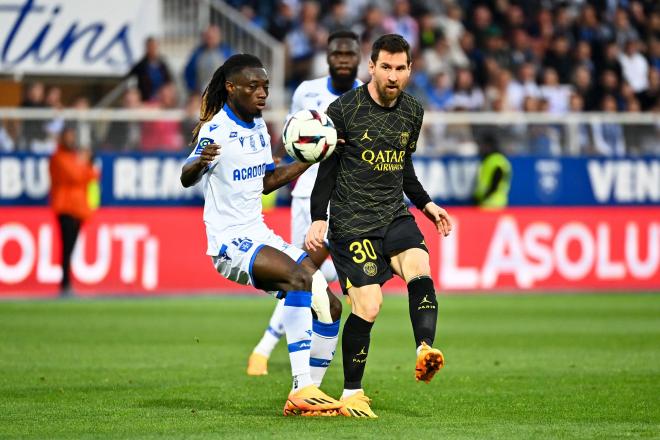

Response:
(180, 54), (341, 416)
(247, 31), (362, 386)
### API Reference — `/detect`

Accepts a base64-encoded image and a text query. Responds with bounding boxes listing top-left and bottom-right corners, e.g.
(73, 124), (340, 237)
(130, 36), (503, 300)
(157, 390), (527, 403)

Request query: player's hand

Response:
(199, 144), (221, 167)
(423, 202), (453, 237)
(305, 220), (328, 251)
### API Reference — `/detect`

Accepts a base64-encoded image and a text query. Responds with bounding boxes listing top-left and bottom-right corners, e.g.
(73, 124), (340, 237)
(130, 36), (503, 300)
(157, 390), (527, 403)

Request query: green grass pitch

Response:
(1, 293), (659, 439)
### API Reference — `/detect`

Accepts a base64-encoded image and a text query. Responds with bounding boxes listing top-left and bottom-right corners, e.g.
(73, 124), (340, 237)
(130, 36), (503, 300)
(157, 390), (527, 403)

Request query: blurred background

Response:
(0, 0), (658, 296)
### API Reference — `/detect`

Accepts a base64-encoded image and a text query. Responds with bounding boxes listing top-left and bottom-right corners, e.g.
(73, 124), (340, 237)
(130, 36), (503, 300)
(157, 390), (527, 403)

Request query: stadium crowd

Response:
(1, 0), (659, 156)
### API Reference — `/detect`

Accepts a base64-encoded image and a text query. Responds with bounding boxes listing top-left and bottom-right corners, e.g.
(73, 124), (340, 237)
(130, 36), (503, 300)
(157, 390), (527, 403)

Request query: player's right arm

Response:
(180, 124), (220, 188)
(307, 101), (343, 250)
(180, 144), (220, 187)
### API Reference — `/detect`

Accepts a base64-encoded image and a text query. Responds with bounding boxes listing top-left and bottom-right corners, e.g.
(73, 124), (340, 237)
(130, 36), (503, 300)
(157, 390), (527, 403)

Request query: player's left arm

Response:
(262, 162), (312, 194)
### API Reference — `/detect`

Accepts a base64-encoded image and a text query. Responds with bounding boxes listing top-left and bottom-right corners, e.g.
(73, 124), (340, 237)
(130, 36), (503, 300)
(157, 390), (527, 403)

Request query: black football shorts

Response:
(329, 215), (428, 294)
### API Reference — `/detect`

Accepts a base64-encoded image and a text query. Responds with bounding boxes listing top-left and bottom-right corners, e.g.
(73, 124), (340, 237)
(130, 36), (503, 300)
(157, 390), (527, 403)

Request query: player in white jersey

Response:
(180, 54), (342, 416)
(248, 31), (362, 379)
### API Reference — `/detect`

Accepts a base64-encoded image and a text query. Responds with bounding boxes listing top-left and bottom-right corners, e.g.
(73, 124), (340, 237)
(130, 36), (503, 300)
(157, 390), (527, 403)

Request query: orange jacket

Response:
(49, 145), (99, 221)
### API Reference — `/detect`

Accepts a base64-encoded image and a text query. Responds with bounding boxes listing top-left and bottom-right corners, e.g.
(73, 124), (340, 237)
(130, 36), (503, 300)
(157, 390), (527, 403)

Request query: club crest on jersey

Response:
(195, 137), (214, 154)
(363, 262), (378, 276)
(229, 131), (237, 138)
(400, 131), (410, 147)
(249, 136), (256, 151)
(259, 134), (266, 147)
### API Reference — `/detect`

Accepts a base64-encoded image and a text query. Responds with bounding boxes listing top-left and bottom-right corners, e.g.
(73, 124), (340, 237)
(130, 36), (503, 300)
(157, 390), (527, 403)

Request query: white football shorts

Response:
(291, 196), (329, 249)
(210, 227), (307, 290)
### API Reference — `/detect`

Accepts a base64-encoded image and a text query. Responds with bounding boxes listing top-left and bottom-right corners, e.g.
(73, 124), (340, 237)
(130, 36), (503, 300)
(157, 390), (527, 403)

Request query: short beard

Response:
(377, 82), (400, 106)
(329, 66), (358, 92)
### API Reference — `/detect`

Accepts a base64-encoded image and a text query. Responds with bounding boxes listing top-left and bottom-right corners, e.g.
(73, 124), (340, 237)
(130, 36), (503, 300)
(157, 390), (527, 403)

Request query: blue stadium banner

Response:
(1, 153), (658, 206)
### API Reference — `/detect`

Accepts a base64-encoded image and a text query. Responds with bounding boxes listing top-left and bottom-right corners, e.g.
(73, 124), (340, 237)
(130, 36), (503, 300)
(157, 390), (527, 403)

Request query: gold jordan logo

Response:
(420, 295), (433, 305)
(360, 129), (372, 141)
(353, 346), (368, 363)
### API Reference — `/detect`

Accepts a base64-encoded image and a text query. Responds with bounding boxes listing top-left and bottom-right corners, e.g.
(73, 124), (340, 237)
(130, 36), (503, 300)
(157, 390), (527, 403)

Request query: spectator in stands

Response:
(524, 97), (561, 155)
(268, 0), (297, 41)
(572, 4), (608, 47)
(483, 27), (512, 72)
(49, 124), (100, 296)
(509, 28), (536, 70)
(598, 42), (623, 82)
(285, 0), (326, 88)
(423, 35), (454, 79)
(141, 83), (184, 151)
(598, 69), (624, 109)
(127, 37), (173, 102)
(553, 5), (575, 42)
(71, 96), (95, 150)
(572, 65), (599, 111)
(539, 67), (571, 114)
(19, 82), (46, 151)
(612, 7), (640, 48)
(591, 94), (626, 156)
(543, 35), (573, 84)
(354, 3), (387, 49)
(640, 68), (660, 111)
(382, 0), (419, 52)
(450, 68), (485, 111)
(567, 93), (593, 154)
(618, 39), (649, 94)
(418, 11), (442, 51)
(103, 88), (143, 152)
(428, 71), (454, 111)
(507, 62), (541, 111)
(321, 0), (353, 34)
(34, 86), (65, 154)
(436, 3), (468, 65)
(573, 40), (595, 74)
(648, 38), (660, 72)
(467, 4), (494, 48)
(184, 25), (232, 94)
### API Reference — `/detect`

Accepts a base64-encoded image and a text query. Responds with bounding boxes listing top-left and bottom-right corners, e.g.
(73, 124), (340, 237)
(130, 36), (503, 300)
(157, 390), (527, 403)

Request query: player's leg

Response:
(328, 236), (392, 418)
(386, 217), (445, 383)
(251, 246), (341, 415)
(247, 299), (284, 375)
(298, 257), (342, 386)
(292, 195), (338, 283)
(338, 283), (381, 418)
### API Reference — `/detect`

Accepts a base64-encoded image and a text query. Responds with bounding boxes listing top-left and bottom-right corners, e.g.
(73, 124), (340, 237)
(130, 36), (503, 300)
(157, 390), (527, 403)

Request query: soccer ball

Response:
(282, 109), (337, 163)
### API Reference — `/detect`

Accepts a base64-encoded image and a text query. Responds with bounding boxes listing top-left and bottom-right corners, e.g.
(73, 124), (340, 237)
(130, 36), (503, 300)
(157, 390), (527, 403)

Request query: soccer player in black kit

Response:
(305, 34), (453, 418)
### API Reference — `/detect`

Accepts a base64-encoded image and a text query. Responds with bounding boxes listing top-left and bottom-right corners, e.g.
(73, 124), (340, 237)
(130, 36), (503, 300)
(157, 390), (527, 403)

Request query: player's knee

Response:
(355, 300), (381, 322)
(404, 258), (431, 281)
(288, 267), (313, 292)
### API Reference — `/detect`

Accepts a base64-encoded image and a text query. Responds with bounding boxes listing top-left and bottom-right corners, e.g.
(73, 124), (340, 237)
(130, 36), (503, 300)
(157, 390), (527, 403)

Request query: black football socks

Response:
(342, 313), (374, 390)
(408, 276), (438, 348)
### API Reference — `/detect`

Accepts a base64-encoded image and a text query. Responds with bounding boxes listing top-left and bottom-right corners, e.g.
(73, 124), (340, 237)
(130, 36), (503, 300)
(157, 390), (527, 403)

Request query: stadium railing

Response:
(0, 108), (658, 156)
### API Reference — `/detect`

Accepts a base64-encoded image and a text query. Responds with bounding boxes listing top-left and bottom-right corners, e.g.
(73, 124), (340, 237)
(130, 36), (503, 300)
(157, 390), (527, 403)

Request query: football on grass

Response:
(282, 109), (337, 163)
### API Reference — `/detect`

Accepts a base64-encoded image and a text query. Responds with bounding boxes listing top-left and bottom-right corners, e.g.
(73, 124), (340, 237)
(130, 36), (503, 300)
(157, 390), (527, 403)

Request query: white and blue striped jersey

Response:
(289, 76), (362, 198)
(187, 104), (275, 256)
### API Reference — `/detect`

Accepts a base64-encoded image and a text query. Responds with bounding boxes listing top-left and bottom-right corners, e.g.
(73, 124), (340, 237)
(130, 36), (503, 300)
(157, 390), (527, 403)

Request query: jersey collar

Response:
(326, 77), (359, 96)
(223, 103), (255, 129)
